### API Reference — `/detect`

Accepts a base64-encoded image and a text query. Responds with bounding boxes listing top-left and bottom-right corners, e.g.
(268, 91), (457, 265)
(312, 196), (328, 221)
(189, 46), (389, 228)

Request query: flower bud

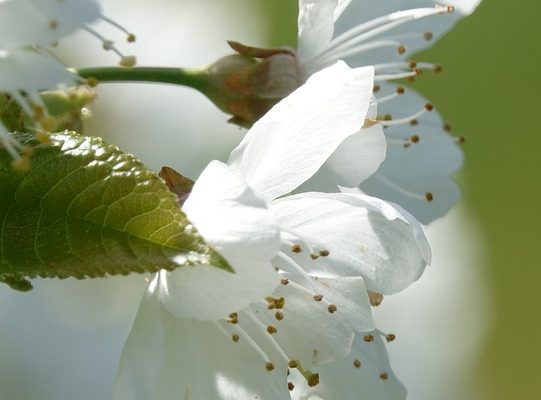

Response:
(201, 41), (302, 127)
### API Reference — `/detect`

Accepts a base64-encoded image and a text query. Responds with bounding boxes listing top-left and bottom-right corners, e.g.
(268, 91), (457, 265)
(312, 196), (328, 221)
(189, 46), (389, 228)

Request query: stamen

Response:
(242, 310), (291, 364)
(276, 252), (317, 291)
(306, 6), (452, 68)
(375, 86), (405, 104)
(83, 25), (136, 67)
(379, 105), (432, 127)
(100, 15), (136, 42)
(374, 61), (439, 73)
(353, 359), (362, 368)
(374, 70), (419, 81)
(373, 173), (432, 202)
(311, 39), (405, 70)
(227, 321), (272, 364)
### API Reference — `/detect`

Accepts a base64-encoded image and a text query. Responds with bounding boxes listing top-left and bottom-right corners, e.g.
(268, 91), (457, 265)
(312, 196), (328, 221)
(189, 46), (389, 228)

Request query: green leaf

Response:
(0, 131), (231, 291)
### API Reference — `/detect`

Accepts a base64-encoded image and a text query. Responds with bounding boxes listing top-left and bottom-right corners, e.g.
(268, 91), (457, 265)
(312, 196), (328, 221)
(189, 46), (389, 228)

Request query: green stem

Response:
(73, 66), (208, 91)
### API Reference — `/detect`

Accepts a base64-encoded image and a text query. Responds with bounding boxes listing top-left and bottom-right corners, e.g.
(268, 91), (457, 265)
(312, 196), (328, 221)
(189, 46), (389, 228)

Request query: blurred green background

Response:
(0, 1), (539, 399)
(410, 2), (541, 399)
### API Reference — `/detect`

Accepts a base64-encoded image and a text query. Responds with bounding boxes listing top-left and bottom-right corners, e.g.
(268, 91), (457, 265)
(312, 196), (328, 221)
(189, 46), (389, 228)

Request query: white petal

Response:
(0, 49), (79, 93)
(289, 333), (406, 400)
(246, 280), (354, 368)
(324, 123), (386, 186)
(332, 0), (481, 66)
(228, 62), (374, 202)
(159, 161), (281, 320)
(0, 0), (101, 49)
(333, 0), (353, 21)
(299, 123), (386, 192)
(297, 0), (338, 63)
(114, 279), (290, 400)
(272, 193), (430, 295)
(360, 82), (463, 223)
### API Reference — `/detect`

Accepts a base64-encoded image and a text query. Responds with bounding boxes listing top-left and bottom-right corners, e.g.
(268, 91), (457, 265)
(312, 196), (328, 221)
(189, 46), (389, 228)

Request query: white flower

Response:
(0, 0), (135, 64)
(296, 0), (481, 223)
(0, 0), (136, 165)
(114, 62), (430, 399)
(0, 49), (81, 168)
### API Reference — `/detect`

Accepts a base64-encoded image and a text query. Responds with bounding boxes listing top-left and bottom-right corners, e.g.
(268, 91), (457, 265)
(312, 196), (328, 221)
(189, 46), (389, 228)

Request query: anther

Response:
(327, 304), (337, 314)
(313, 294), (323, 302)
(425, 103), (433, 111)
(281, 278), (289, 285)
(266, 296), (286, 309)
(35, 132), (52, 145)
(275, 311), (284, 321)
(86, 77), (99, 87)
(410, 134), (420, 143)
(425, 192), (434, 202)
(40, 117), (57, 132)
(319, 249), (330, 257)
(380, 372), (389, 380)
(291, 244), (302, 253)
(447, 5), (455, 13)
(22, 146), (34, 157)
(386, 334), (396, 342)
(265, 362), (275, 371)
(397, 44), (406, 54)
(232, 334), (240, 343)
(310, 254), (319, 260)
(368, 291), (384, 307)
(363, 334), (374, 342)
(307, 373), (320, 387)
(410, 119), (418, 126)
(443, 122), (452, 132)
(373, 84), (381, 93)
(48, 20), (58, 30)
(396, 86), (405, 94)
(267, 325), (277, 334)
(383, 113), (393, 121)
(228, 312), (239, 324)
(457, 136), (466, 144)
(127, 33), (136, 43)
(433, 65), (443, 73)
(423, 31), (434, 41)
(288, 382), (295, 391)
(363, 118), (378, 128)
(11, 157), (31, 172)
(120, 56), (137, 68)
(288, 360), (299, 369)
(353, 359), (362, 368)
